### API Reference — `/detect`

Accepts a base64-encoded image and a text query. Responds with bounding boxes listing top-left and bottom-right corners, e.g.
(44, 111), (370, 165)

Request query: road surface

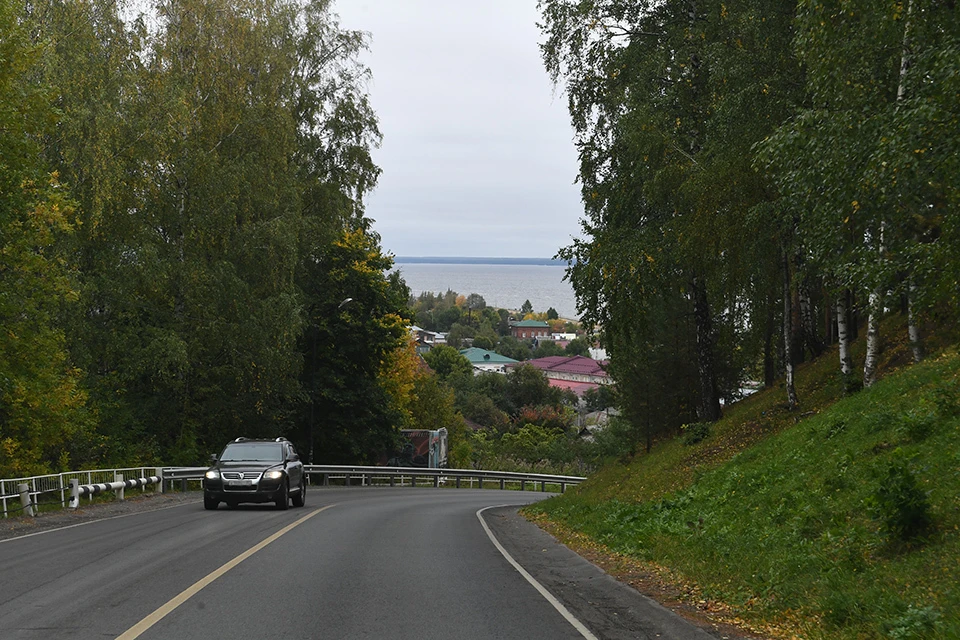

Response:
(0, 488), (722, 639)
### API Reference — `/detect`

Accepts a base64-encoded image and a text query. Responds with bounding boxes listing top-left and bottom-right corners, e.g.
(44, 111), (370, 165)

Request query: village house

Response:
(409, 326), (447, 354)
(507, 354), (611, 397)
(459, 347), (518, 374)
(510, 319), (550, 340)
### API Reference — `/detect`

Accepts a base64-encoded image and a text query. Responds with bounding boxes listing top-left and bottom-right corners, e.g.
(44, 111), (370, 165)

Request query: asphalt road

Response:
(0, 488), (723, 640)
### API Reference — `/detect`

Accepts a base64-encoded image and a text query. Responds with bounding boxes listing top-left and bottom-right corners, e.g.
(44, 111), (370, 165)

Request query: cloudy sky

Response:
(333, 0), (584, 259)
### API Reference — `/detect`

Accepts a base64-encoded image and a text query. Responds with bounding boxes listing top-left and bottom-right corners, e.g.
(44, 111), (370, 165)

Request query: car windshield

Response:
(219, 443), (283, 462)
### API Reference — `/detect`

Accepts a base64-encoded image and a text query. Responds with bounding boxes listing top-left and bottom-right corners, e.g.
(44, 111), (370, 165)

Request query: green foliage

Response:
(499, 424), (566, 464)
(870, 455), (933, 545)
(680, 422), (711, 446)
(546, 307), (559, 320)
(408, 373), (471, 468)
(530, 345), (960, 639)
(298, 227), (410, 464)
(445, 323), (474, 349)
(472, 335), (496, 350)
(423, 345), (473, 381)
(564, 336), (590, 357)
(531, 340), (564, 358)
(507, 364), (562, 412)
(0, 0), (93, 476)
(0, 0), (394, 472)
(883, 605), (941, 640)
(583, 385), (615, 412)
(496, 335), (532, 361)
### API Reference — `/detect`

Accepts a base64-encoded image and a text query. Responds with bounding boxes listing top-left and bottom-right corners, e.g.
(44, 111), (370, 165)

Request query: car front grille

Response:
(221, 471), (262, 481)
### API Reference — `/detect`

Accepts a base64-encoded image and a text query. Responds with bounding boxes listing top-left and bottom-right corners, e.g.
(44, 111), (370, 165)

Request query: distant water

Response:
(391, 260), (579, 320)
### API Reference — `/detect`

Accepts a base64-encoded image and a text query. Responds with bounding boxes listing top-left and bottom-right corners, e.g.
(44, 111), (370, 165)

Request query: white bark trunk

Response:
(863, 289), (881, 387)
(836, 294), (853, 376)
(898, 0), (923, 365)
(783, 252), (798, 408)
(908, 278), (923, 363)
(896, 0), (915, 104)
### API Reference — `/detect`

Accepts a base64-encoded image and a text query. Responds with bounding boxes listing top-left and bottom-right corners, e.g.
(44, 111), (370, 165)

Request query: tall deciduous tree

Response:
(0, 0), (91, 476)
(297, 226), (410, 464)
(541, 0), (803, 441)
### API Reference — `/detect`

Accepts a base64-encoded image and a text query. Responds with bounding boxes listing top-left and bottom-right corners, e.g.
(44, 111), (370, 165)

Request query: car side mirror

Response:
(287, 454), (299, 462)
(209, 454), (218, 464)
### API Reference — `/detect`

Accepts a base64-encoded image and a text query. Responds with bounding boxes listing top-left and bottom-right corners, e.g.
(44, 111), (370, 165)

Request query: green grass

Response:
(528, 323), (960, 639)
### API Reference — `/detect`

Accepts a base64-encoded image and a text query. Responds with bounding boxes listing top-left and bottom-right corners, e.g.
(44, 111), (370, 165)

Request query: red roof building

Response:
(507, 355), (611, 397)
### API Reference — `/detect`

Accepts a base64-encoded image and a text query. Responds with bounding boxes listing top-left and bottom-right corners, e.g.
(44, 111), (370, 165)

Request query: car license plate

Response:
(226, 480), (253, 487)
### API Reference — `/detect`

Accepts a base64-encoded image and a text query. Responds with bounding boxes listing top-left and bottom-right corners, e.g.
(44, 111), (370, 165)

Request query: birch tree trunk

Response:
(763, 297), (776, 388)
(908, 277), (923, 363)
(897, 0), (923, 363)
(836, 292), (855, 391)
(782, 251), (798, 408)
(863, 289), (881, 387)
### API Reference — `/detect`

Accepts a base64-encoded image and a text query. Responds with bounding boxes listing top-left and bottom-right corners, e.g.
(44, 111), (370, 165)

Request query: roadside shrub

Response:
(867, 406), (899, 434)
(588, 416), (640, 460)
(895, 409), (937, 443)
(883, 605), (941, 640)
(929, 379), (960, 418)
(870, 458), (933, 544)
(498, 423), (566, 463)
(824, 419), (847, 440)
(681, 422), (710, 446)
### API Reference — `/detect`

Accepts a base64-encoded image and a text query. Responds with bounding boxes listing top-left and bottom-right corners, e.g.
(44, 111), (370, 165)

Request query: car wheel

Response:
(203, 494), (219, 510)
(292, 478), (305, 508)
(275, 481), (289, 510)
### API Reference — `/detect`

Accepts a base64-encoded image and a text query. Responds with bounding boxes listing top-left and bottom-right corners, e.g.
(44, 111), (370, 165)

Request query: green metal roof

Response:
(459, 347), (518, 365)
(513, 320), (550, 328)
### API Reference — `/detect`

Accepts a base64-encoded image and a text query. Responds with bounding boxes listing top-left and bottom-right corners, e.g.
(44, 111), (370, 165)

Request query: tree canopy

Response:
(0, 0), (409, 475)
(540, 0), (959, 447)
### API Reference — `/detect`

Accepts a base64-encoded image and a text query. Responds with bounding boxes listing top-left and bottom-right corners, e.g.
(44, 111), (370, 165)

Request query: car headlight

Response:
(262, 470), (283, 480)
(205, 470), (220, 480)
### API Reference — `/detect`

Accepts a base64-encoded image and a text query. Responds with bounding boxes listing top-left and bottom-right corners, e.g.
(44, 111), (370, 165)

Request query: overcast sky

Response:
(333, 0), (583, 259)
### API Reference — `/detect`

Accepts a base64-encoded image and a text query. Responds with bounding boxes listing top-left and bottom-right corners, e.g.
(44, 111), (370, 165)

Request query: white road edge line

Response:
(115, 504), (336, 640)
(0, 500), (202, 544)
(477, 505), (599, 640)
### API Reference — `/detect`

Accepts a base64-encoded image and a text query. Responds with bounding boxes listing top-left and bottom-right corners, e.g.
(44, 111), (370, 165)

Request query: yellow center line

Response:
(116, 504), (336, 640)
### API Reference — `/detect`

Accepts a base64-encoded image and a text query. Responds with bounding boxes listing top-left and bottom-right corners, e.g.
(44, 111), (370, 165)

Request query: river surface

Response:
(391, 261), (578, 320)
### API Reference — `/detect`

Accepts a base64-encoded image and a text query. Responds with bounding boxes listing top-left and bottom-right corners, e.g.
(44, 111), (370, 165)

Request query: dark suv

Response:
(202, 438), (306, 510)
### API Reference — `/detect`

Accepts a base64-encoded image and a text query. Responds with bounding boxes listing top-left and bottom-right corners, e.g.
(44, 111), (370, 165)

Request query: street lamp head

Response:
(338, 297), (354, 309)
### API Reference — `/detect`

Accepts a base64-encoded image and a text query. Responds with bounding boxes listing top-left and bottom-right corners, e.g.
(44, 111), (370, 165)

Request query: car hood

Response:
(212, 461), (283, 473)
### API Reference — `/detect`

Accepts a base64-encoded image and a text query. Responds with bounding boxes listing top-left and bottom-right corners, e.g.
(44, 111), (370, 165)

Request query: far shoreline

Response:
(393, 256), (567, 267)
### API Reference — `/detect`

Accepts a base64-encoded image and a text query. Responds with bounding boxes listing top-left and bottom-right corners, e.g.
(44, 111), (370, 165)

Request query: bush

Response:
(895, 409), (937, 443)
(681, 422), (710, 446)
(871, 458), (933, 544)
(883, 605), (941, 640)
(929, 379), (960, 418)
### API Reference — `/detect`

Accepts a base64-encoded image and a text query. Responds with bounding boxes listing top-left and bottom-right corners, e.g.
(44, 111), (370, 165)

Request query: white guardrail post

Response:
(69, 479), (80, 509)
(18, 483), (35, 517)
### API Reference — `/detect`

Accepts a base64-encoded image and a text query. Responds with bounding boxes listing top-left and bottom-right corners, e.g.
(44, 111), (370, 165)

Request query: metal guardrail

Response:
(161, 465), (586, 493)
(68, 476), (163, 509)
(1, 464), (585, 517)
(1, 467), (164, 518)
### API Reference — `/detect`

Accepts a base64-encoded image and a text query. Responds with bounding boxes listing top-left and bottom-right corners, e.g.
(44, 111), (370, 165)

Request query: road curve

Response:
(0, 488), (721, 640)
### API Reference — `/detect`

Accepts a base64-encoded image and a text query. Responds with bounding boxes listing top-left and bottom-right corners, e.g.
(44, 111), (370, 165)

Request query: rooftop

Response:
(512, 319), (550, 328)
(459, 347), (519, 365)
(516, 355), (609, 377)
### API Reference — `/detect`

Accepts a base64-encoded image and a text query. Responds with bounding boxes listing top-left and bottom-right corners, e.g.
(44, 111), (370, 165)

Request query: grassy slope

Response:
(529, 317), (960, 639)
